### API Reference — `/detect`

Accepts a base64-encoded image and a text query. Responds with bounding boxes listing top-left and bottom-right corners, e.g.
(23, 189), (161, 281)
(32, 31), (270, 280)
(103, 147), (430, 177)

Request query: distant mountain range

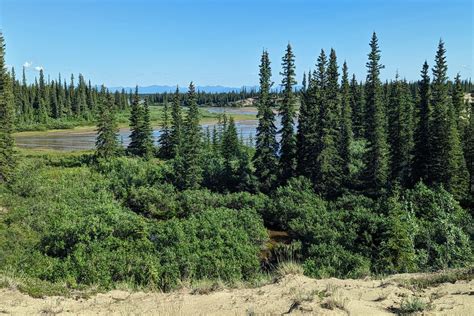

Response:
(108, 85), (258, 94)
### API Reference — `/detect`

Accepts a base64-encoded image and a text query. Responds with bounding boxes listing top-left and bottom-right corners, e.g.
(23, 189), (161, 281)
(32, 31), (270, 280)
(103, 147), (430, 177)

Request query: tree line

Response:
(145, 87), (259, 107)
(8, 66), (130, 129)
(95, 32), (473, 201)
(1, 31), (473, 201)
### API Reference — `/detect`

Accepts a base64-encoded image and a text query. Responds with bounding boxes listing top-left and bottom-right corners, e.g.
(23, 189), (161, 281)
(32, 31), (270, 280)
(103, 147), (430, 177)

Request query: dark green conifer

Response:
(158, 97), (173, 159)
(253, 50), (278, 192)
(430, 40), (469, 198)
(176, 82), (202, 189)
(340, 61), (353, 186)
(413, 62), (432, 184)
(278, 43), (297, 183)
(315, 48), (343, 197)
(0, 33), (16, 182)
(96, 88), (119, 159)
(170, 87), (183, 157)
(128, 86), (143, 156)
(363, 32), (389, 194)
(388, 77), (414, 186)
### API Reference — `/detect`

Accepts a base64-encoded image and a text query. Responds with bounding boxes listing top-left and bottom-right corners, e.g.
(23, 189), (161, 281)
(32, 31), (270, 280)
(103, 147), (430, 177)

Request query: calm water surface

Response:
(15, 107), (283, 151)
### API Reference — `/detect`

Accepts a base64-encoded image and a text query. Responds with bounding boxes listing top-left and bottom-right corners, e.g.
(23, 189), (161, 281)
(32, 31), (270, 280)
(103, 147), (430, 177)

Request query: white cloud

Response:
(34, 66), (44, 71)
(23, 61), (33, 68)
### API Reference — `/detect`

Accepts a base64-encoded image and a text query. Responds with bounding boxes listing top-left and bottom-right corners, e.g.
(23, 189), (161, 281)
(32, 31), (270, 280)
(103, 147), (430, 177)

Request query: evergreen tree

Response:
(128, 86), (143, 156)
(350, 75), (365, 138)
(278, 43), (297, 183)
(0, 33), (15, 182)
(77, 74), (88, 118)
(430, 40), (469, 198)
(315, 48), (343, 197)
(96, 89), (119, 159)
(222, 116), (240, 162)
(451, 73), (464, 128)
(221, 116), (241, 190)
(253, 50), (278, 192)
(170, 86), (183, 157)
(464, 101), (474, 194)
(340, 61), (353, 186)
(158, 97), (173, 159)
(363, 32), (389, 194)
(176, 82), (202, 189)
(445, 103), (469, 199)
(140, 98), (154, 159)
(413, 62), (432, 183)
(127, 86), (153, 158)
(296, 71), (310, 175)
(388, 77), (414, 186)
(379, 193), (417, 273)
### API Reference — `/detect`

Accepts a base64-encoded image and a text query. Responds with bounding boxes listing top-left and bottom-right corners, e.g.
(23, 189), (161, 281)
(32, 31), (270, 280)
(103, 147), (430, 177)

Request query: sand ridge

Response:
(1, 271), (473, 315)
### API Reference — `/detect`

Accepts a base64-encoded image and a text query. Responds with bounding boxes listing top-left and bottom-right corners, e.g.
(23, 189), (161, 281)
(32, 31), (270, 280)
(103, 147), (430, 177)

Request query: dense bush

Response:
(0, 160), (267, 290)
(0, 157), (472, 292)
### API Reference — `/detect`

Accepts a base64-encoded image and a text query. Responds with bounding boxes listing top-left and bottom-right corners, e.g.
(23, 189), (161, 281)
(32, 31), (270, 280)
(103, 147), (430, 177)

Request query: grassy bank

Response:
(13, 106), (256, 137)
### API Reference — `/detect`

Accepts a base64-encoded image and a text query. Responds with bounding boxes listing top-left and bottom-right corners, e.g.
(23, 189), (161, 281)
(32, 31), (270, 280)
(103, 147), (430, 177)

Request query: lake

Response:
(15, 107), (283, 151)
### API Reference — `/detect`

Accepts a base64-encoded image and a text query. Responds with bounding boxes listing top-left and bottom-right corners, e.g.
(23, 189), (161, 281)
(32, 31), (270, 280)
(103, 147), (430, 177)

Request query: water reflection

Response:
(15, 107), (284, 151)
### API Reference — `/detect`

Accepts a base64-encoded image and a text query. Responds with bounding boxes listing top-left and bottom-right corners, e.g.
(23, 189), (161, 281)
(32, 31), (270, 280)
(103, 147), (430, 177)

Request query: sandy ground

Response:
(0, 272), (472, 315)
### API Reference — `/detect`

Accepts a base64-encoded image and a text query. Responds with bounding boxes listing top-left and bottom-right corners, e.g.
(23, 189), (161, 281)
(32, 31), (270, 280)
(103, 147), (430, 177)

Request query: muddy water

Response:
(15, 107), (282, 151)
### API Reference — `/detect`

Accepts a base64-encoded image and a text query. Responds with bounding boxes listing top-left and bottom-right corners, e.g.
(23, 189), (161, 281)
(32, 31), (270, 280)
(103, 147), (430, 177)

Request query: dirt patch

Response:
(0, 272), (472, 315)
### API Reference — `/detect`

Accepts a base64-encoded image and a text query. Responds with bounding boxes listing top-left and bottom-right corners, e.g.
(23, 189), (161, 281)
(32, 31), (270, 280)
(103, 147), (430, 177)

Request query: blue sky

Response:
(1, 0), (472, 87)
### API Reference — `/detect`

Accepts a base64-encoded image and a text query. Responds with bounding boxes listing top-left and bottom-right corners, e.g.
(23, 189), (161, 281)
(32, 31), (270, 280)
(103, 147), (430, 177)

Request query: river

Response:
(14, 107), (283, 151)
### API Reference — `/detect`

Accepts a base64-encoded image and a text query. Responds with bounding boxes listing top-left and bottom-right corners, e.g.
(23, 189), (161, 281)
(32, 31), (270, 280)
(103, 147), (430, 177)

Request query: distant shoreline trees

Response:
(1, 31), (471, 198)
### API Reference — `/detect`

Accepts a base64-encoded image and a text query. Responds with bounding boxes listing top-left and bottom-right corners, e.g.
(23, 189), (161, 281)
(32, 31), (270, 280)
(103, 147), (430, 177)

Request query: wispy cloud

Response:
(34, 66), (44, 71)
(23, 61), (33, 68)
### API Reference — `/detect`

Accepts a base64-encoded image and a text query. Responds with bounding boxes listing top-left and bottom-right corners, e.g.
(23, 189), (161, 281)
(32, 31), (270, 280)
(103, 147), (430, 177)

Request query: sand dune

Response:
(1, 271), (473, 315)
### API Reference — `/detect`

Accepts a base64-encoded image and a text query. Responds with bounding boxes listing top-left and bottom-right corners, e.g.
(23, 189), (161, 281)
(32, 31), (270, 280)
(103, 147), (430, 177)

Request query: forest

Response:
(0, 31), (473, 295)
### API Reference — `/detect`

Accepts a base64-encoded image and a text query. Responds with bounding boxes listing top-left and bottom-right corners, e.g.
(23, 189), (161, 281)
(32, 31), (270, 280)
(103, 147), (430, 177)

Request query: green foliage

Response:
(0, 160), (267, 291)
(363, 32), (389, 195)
(158, 98), (173, 159)
(278, 43), (297, 183)
(388, 78), (414, 186)
(340, 62), (353, 187)
(315, 49), (343, 197)
(0, 32), (16, 182)
(403, 183), (473, 270)
(430, 40), (469, 199)
(254, 50), (278, 193)
(95, 90), (119, 159)
(174, 82), (203, 190)
(378, 193), (417, 273)
(127, 86), (154, 159)
(413, 61), (432, 184)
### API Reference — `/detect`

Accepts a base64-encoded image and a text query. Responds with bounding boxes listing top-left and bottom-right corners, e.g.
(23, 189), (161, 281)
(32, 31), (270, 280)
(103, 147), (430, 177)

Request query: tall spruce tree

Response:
(430, 40), (469, 198)
(253, 50), (278, 192)
(278, 43), (297, 183)
(177, 82), (202, 189)
(140, 98), (154, 159)
(451, 73), (464, 128)
(0, 33), (15, 182)
(315, 48), (343, 197)
(296, 71), (311, 176)
(96, 88), (119, 159)
(340, 61), (353, 186)
(170, 86), (182, 157)
(128, 86), (143, 156)
(464, 100), (474, 194)
(445, 103), (469, 199)
(363, 32), (389, 194)
(350, 75), (366, 139)
(413, 62), (432, 184)
(158, 97), (173, 159)
(388, 77), (414, 186)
